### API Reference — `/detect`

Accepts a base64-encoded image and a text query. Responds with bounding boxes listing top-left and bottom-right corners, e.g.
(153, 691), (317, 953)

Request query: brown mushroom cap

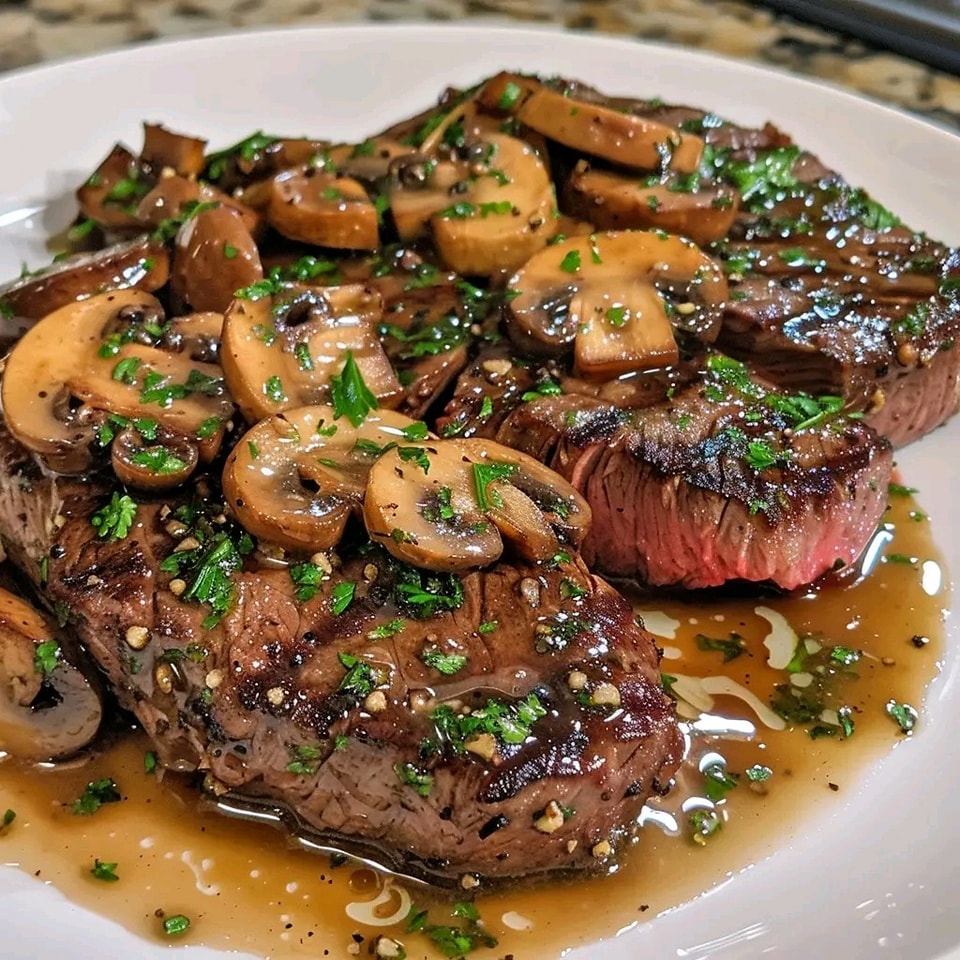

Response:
(430, 133), (559, 277)
(363, 436), (591, 572)
(220, 283), (401, 423)
(76, 143), (147, 230)
(0, 588), (103, 761)
(563, 165), (740, 247)
(267, 168), (379, 250)
(170, 204), (263, 314)
(1, 289), (234, 474)
(222, 403), (425, 552)
(516, 84), (704, 175)
(0, 234), (169, 322)
(506, 230), (728, 375)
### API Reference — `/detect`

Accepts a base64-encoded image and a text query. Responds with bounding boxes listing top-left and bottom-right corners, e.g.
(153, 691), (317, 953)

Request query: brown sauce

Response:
(0, 491), (947, 959)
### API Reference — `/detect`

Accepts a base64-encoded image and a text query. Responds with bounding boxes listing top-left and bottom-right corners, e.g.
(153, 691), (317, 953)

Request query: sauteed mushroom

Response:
(482, 75), (703, 175)
(2, 289), (233, 474)
(0, 588), (103, 761)
(363, 437), (590, 572)
(507, 230), (728, 376)
(563, 164), (740, 246)
(140, 122), (207, 178)
(222, 403), (425, 551)
(267, 168), (380, 250)
(0, 235), (169, 321)
(170, 204), (263, 314)
(221, 283), (401, 423)
(430, 133), (559, 276)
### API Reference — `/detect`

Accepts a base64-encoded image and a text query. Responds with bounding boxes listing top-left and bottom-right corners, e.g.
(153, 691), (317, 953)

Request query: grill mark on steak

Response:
(0, 427), (682, 885)
(440, 347), (892, 590)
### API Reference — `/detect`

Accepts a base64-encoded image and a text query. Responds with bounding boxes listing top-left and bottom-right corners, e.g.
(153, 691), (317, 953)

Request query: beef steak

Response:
(0, 429), (682, 885)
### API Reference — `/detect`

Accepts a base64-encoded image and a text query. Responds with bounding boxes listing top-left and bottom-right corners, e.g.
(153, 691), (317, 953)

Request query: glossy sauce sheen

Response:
(0, 493), (947, 959)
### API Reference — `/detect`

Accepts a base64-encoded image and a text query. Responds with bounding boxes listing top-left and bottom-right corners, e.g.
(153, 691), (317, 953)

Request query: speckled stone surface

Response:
(0, 0), (958, 131)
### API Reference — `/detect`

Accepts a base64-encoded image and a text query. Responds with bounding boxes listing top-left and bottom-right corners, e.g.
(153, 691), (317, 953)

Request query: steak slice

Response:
(0, 429), (682, 885)
(439, 347), (892, 591)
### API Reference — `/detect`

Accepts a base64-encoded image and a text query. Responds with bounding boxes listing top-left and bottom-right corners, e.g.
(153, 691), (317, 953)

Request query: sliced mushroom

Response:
(363, 437), (590, 572)
(0, 588), (103, 761)
(563, 164), (740, 246)
(429, 133), (559, 277)
(2, 289), (233, 474)
(388, 156), (470, 242)
(507, 230), (728, 375)
(221, 283), (401, 423)
(77, 143), (150, 230)
(223, 403), (424, 551)
(170, 204), (263, 314)
(510, 82), (703, 175)
(141, 123), (207, 178)
(267, 168), (379, 250)
(135, 177), (262, 238)
(0, 234), (169, 322)
(111, 426), (199, 490)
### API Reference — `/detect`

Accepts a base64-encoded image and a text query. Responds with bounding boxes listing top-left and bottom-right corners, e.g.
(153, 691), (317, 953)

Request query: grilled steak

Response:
(439, 347), (893, 590)
(0, 429), (682, 885)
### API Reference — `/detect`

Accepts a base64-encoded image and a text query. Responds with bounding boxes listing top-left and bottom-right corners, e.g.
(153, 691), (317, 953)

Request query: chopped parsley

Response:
(395, 762), (434, 797)
(196, 416), (221, 440)
(430, 692), (547, 751)
(420, 648), (468, 675)
(111, 356), (141, 384)
(478, 620), (498, 634)
(33, 639), (61, 677)
(289, 562), (323, 602)
(520, 379), (563, 402)
(330, 351), (379, 427)
(91, 492), (137, 541)
(702, 762), (738, 802)
(1, 809), (15, 830)
(71, 778), (121, 816)
(886, 699), (918, 734)
(497, 80), (523, 109)
(745, 440), (778, 471)
(689, 808), (722, 845)
(695, 632), (746, 663)
(91, 859), (119, 882)
(337, 652), (376, 698)
(161, 914), (191, 938)
(559, 250), (581, 273)
(144, 751), (159, 775)
(286, 743), (322, 776)
(263, 374), (286, 404)
(472, 461), (518, 511)
(129, 447), (189, 476)
(745, 764), (772, 783)
(406, 903), (498, 955)
(367, 618), (406, 640)
(330, 581), (356, 615)
(159, 522), (254, 629)
(204, 130), (279, 181)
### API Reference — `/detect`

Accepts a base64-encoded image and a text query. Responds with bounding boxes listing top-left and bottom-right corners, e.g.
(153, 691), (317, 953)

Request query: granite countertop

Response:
(0, 0), (958, 132)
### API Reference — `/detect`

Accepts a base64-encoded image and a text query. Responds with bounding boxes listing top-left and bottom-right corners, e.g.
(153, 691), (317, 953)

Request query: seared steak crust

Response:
(440, 347), (892, 590)
(0, 429), (681, 885)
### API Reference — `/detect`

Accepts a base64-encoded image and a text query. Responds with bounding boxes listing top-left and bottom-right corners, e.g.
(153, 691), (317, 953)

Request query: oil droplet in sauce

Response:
(0, 493), (948, 959)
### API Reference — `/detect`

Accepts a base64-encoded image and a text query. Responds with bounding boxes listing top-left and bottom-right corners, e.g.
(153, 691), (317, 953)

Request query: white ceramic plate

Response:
(0, 23), (957, 960)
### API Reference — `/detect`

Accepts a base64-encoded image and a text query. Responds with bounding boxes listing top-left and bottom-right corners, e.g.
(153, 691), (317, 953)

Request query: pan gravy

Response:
(0, 491), (947, 959)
